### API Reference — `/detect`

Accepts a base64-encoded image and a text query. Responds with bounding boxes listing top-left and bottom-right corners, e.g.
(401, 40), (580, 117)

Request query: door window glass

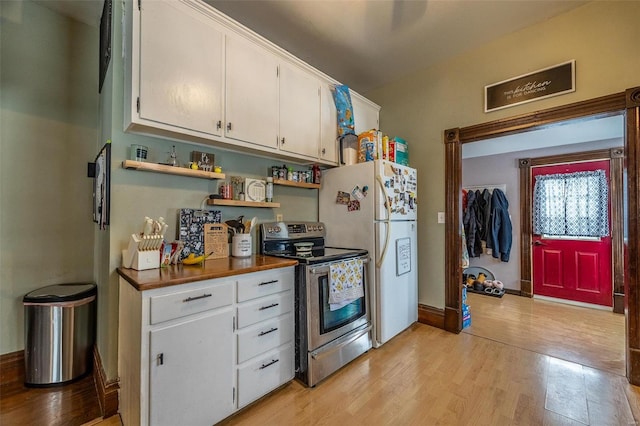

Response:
(533, 169), (609, 237)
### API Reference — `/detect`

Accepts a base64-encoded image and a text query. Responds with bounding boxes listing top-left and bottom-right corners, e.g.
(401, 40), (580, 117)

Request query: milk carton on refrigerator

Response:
(319, 160), (418, 347)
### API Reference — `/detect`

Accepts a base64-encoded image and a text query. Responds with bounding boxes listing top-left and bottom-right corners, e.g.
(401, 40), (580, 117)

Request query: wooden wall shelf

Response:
(273, 179), (320, 189)
(122, 160), (225, 180)
(207, 199), (280, 208)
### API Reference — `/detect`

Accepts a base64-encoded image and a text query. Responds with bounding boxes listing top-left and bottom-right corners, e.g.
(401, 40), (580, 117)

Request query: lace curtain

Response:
(533, 170), (609, 237)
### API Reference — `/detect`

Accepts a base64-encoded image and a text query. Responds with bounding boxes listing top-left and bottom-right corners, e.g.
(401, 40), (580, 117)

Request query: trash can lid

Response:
(23, 283), (96, 303)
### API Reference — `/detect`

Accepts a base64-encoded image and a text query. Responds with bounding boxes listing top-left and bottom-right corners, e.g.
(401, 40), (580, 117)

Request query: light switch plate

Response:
(437, 212), (445, 224)
(276, 214), (283, 222)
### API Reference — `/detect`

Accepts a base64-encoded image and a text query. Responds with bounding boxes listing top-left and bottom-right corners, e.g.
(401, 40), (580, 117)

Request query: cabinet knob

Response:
(227, 122), (232, 131)
(216, 120), (222, 130)
(281, 137), (285, 145)
(322, 148), (326, 155)
(157, 353), (164, 366)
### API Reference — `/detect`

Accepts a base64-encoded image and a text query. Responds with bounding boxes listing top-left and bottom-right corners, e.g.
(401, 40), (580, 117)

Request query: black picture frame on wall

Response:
(99, 0), (112, 93)
(93, 142), (111, 229)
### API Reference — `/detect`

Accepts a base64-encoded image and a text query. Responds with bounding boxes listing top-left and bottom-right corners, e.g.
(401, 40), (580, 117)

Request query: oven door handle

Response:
(309, 256), (369, 274)
(311, 324), (372, 360)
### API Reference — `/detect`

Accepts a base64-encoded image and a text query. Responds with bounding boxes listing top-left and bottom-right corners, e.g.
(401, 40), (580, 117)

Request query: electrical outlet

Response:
(276, 214), (284, 222)
(437, 212), (445, 224)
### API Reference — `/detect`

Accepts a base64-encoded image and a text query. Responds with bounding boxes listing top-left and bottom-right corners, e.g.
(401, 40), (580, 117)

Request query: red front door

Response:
(532, 160), (612, 307)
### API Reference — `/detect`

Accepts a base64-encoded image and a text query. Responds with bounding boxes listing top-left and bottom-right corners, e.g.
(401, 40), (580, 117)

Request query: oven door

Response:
(305, 256), (370, 350)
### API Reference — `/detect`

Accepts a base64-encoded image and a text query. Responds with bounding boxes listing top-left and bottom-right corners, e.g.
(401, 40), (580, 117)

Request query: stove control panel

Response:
(261, 222), (325, 240)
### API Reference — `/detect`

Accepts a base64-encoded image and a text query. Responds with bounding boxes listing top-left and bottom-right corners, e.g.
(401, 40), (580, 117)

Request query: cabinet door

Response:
(352, 92), (379, 134)
(319, 83), (338, 164)
(149, 309), (234, 426)
(279, 62), (321, 159)
(225, 35), (279, 149)
(139, 0), (223, 136)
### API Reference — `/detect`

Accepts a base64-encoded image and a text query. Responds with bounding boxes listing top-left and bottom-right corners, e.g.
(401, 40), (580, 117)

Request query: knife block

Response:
(122, 234), (162, 270)
(131, 249), (160, 271)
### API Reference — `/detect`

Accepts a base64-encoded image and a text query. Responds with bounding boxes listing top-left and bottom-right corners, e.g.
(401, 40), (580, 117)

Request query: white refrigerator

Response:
(319, 160), (418, 347)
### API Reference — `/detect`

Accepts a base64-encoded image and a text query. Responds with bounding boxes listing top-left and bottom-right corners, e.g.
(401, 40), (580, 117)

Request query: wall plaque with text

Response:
(485, 60), (575, 112)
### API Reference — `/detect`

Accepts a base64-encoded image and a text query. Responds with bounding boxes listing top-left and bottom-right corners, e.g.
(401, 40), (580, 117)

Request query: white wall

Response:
(367, 1), (640, 308)
(0, 1), (98, 353)
(462, 138), (622, 291)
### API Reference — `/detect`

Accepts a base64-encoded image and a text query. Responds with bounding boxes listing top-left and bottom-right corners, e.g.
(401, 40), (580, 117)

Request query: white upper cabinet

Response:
(279, 61), (321, 160)
(225, 34), (279, 149)
(320, 83), (339, 164)
(352, 92), (380, 134)
(125, 0), (380, 166)
(138, 0), (223, 136)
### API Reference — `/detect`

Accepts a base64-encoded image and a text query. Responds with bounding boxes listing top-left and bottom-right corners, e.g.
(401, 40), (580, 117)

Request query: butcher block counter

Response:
(117, 254), (298, 291)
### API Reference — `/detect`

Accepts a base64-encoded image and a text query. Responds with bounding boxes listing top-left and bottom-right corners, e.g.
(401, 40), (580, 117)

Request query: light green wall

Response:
(367, 1), (640, 308)
(0, 1), (98, 353)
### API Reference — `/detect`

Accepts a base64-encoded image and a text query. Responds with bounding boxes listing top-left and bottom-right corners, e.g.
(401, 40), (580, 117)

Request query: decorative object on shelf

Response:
(190, 150), (214, 172)
(130, 144), (148, 162)
(245, 178), (266, 202)
(166, 145), (178, 167)
(266, 177), (274, 202)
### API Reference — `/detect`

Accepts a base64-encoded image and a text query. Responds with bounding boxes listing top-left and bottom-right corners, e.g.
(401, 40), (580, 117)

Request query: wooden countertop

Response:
(117, 255), (298, 291)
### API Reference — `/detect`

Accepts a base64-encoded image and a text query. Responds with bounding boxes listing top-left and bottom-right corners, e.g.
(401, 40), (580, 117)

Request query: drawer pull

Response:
(258, 327), (278, 337)
(259, 359), (279, 370)
(258, 280), (278, 286)
(259, 303), (279, 311)
(183, 293), (212, 303)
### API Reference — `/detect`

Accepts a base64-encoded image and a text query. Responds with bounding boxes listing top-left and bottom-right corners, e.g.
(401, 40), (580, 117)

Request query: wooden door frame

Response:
(444, 87), (640, 385)
(519, 149), (624, 312)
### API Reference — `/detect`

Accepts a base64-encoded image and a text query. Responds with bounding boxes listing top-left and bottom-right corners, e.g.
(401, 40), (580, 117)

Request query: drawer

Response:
(150, 281), (233, 325)
(236, 290), (292, 329)
(237, 268), (294, 303)
(237, 313), (293, 364)
(237, 343), (294, 408)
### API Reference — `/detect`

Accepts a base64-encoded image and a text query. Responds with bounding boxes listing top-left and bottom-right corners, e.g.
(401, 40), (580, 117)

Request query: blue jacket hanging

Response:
(490, 189), (512, 262)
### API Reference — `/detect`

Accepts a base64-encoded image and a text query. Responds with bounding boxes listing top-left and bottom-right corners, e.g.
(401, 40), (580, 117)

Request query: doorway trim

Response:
(519, 148), (624, 312)
(443, 87), (640, 385)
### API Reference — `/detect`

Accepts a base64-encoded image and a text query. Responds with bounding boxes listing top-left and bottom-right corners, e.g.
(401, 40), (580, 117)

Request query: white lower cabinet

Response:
(118, 266), (295, 426)
(149, 309), (234, 426)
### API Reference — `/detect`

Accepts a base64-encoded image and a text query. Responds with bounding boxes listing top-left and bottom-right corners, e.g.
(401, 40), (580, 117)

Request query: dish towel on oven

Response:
(329, 258), (364, 307)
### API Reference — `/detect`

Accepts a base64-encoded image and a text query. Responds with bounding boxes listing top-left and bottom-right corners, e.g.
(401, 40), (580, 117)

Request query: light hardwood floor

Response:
(71, 294), (640, 425)
(219, 293), (638, 426)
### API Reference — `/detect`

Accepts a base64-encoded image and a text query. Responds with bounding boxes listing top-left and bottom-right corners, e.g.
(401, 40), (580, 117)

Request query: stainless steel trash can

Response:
(23, 283), (96, 386)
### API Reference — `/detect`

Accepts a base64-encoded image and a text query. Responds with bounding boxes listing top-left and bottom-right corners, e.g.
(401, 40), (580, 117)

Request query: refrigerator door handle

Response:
(374, 175), (392, 268)
(375, 175), (391, 221)
(377, 220), (391, 268)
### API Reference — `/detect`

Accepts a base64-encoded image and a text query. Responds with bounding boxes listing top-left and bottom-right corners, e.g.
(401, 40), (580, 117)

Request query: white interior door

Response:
(374, 220), (418, 345)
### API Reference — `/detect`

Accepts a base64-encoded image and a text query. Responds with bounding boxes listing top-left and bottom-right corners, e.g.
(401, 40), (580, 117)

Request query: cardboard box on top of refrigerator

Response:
(357, 129), (382, 162)
(392, 137), (409, 166)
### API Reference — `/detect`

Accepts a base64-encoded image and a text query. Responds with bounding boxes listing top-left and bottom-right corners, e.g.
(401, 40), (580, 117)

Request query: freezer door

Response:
(374, 160), (417, 221)
(374, 220), (418, 346)
(319, 162), (376, 250)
